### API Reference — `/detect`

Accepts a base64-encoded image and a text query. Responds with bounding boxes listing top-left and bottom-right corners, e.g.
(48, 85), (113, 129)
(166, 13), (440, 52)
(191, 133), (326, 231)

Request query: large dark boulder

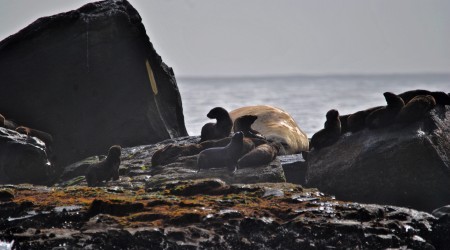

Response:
(0, 0), (187, 167)
(306, 106), (450, 212)
(0, 127), (54, 184)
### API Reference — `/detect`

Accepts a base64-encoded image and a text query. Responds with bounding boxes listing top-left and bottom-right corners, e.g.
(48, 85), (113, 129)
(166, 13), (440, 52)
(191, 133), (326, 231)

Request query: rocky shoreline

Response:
(0, 133), (449, 249)
(0, 0), (449, 249)
(2, 179), (449, 249)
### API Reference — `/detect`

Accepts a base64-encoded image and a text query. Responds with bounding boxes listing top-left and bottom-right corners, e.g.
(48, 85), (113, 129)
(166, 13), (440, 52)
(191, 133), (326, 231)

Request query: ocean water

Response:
(177, 74), (450, 137)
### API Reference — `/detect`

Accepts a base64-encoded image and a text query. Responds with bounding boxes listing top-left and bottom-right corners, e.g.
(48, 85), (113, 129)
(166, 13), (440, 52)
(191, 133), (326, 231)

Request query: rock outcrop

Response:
(0, 127), (54, 185)
(0, 0), (187, 167)
(306, 106), (450, 212)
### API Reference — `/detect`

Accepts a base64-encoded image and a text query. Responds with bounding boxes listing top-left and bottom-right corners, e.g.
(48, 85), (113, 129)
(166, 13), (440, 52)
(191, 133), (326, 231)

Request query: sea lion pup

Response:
(237, 142), (281, 168)
(396, 95), (436, 124)
(15, 126), (53, 146)
(346, 106), (383, 133)
(365, 92), (404, 129)
(230, 105), (309, 154)
(398, 89), (450, 105)
(199, 107), (233, 142)
(310, 109), (341, 151)
(85, 145), (122, 187)
(233, 115), (266, 140)
(197, 132), (244, 173)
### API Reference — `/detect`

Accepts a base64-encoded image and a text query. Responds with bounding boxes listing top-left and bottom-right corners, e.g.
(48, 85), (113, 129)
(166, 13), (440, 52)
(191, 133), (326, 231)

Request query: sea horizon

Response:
(177, 73), (450, 137)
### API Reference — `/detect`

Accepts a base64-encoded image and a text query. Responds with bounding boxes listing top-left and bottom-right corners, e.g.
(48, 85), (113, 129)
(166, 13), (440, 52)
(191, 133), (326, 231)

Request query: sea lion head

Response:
(207, 107), (229, 119)
(383, 92), (405, 108)
(108, 145), (122, 158)
(239, 115), (258, 124)
(232, 131), (244, 143)
(431, 91), (450, 105)
(326, 109), (339, 120)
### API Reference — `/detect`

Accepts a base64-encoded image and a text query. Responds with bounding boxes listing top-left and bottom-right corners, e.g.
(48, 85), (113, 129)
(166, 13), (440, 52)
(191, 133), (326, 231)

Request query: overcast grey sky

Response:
(1, 0), (449, 77)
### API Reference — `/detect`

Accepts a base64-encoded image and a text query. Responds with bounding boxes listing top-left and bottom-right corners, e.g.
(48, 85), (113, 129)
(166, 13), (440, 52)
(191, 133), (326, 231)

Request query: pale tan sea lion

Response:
(230, 105), (309, 154)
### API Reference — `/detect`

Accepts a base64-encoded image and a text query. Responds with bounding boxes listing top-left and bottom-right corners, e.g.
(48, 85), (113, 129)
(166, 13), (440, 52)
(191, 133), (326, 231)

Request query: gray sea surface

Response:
(177, 74), (450, 137)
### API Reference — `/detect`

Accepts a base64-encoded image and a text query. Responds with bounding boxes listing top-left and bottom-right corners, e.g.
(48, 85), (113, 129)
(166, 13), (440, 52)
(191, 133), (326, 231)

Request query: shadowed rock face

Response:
(0, 0), (187, 167)
(306, 106), (450, 212)
(0, 127), (54, 185)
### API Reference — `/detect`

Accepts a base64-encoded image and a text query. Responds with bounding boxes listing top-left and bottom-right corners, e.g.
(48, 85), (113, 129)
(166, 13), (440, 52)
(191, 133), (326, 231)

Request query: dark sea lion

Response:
(233, 115), (266, 140)
(365, 92), (404, 129)
(396, 95), (436, 124)
(237, 142), (281, 168)
(197, 132), (244, 172)
(85, 145), (121, 187)
(0, 114), (18, 130)
(398, 89), (431, 104)
(15, 126), (53, 146)
(151, 143), (203, 166)
(200, 107), (233, 142)
(430, 91), (450, 105)
(310, 109), (341, 151)
(339, 114), (350, 134)
(398, 89), (450, 105)
(230, 105), (309, 154)
(347, 106), (383, 133)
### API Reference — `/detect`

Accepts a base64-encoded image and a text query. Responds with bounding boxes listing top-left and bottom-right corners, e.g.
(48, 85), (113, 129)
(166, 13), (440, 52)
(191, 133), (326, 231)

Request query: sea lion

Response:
(199, 107), (233, 142)
(398, 90), (450, 105)
(233, 115), (266, 140)
(230, 105), (309, 154)
(15, 126), (53, 146)
(0, 114), (18, 130)
(310, 109), (341, 150)
(346, 106), (383, 133)
(339, 114), (350, 134)
(197, 132), (244, 172)
(396, 95), (436, 124)
(237, 142), (281, 168)
(365, 92), (404, 129)
(85, 145), (122, 187)
(151, 143), (203, 166)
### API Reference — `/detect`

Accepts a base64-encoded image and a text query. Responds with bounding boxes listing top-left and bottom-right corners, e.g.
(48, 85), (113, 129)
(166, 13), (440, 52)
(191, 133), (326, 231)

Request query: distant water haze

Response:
(178, 74), (450, 137)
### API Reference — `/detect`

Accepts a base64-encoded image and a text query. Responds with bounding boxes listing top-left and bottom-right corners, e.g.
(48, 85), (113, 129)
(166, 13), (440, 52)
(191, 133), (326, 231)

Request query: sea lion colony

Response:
(153, 107), (283, 171)
(2, 89), (448, 184)
(311, 89), (450, 151)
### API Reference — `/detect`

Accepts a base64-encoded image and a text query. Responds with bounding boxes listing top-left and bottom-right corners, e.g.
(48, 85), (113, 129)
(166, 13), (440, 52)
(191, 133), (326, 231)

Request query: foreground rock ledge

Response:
(0, 0), (187, 167)
(1, 180), (448, 249)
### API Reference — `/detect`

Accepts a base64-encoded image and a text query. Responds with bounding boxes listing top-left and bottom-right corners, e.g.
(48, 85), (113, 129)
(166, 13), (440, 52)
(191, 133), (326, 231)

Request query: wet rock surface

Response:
(0, 127), (54, 185)
(306, 106), (450, 212)
(0, 134), (449, 248)
(0, 0), (187, 167)
(0, 181), (448, 249)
